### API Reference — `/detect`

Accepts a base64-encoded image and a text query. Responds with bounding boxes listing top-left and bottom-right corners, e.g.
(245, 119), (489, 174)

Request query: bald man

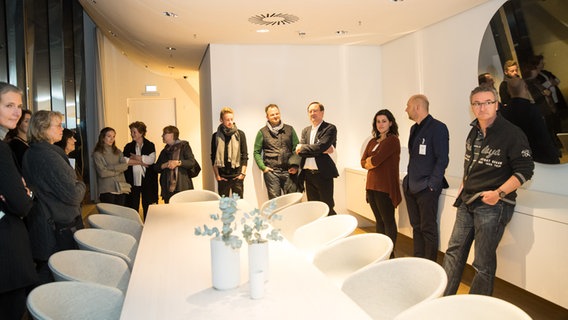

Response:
(403, 94), (449, 261)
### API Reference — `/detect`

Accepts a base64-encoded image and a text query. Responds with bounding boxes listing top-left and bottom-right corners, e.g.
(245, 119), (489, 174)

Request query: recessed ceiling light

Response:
(336, 30), (348, 35)
(256, 29), (270, 33)
(163, 11), (178, 18)
(166, 47), (176, 51)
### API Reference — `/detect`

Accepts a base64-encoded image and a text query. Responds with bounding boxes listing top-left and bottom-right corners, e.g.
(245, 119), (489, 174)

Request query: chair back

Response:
(88, 214), (143, 241)
(96, 203), (143, 225)
(27, 281), (124, 320)
(394, 294), (532, 320)
(270, 201), (329, 240)
(313, 233), (393, 287)
(169, 189), (221, 203)
(259, 192), (303, 216)
(74, 228), (137, 270)
(341, 257), (447, 320)
(291, 214), (358, 257)
(48, 250), (131, 293)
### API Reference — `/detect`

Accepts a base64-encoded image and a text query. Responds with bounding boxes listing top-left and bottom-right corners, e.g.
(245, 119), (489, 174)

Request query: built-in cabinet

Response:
(345, 168), (568, 309)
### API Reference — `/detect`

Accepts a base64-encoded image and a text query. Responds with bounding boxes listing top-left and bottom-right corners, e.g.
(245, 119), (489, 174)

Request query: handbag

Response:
(188, 161), (201, 178)
(115, 180), (132, 194)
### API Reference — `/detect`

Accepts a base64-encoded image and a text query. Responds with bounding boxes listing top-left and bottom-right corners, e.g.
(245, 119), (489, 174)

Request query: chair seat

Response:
(394, 294), (532, 320)
(74, 228), (138, 270)
(27, 281), (124, 320)
(48, 249), (131, 293)
(341, 257), (447, 320)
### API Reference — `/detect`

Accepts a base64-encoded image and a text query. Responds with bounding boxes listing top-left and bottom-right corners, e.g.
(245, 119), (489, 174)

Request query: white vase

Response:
(248, 242), (269, 281)
(248, 242), (269, 299)
(210, 237), (240, 290)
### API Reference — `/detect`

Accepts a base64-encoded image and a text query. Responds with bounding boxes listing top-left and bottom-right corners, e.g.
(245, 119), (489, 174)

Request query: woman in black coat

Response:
(155, 125), (200, 203)
(124, 121), (158, 219)
(0, 82), (37, 320)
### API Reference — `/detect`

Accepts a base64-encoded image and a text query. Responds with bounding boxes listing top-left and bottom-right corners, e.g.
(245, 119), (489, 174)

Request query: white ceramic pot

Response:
(210, 237), (240, 290)
(248, 242), (269, 299)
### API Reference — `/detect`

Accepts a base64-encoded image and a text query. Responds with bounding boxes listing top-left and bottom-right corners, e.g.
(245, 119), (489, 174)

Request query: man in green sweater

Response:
(253, 104), (300, 199)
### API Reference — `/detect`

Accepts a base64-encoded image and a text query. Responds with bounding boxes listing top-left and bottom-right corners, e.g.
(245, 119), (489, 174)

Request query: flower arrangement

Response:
(194, 194), (242, 249)
(241, 201), (283, 245)
(194, 194), (283, 248)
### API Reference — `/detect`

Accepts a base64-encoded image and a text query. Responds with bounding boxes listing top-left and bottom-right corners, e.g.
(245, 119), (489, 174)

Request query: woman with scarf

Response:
(156, 125), (200, 203)
(210, 107), (248, 198)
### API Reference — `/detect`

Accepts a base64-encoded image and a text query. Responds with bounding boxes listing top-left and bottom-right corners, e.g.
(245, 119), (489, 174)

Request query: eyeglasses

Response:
(471, 100), (497, 108)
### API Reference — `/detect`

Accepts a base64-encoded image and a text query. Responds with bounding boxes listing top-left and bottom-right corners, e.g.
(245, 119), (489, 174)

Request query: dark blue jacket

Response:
(403, 115), (449, 194)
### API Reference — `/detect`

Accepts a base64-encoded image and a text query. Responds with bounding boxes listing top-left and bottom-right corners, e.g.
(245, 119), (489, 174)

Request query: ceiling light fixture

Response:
(256, 29), (270, 33)
(166, 47), (176, 51)
(249, 13), (299, 26)
(336, 30), (348, 35)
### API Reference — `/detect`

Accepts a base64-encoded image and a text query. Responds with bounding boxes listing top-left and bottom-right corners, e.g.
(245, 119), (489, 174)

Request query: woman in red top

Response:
(361, 109), (401, 256)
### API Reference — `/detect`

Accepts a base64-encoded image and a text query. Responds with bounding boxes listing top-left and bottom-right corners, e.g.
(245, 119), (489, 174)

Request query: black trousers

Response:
(0, 287), (27, 320)
(304, 170), (336, 215)
(404, 187), (442, 261)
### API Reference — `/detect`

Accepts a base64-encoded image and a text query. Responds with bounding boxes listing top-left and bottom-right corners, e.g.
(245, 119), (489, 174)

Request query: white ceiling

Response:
(79, 0), (490, 78)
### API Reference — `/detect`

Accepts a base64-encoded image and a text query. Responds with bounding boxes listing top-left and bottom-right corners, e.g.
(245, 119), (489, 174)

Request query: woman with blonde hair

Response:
(0, 82), (37, 319)
(22, 110), (86, 284)
(92, 127), (130, 206)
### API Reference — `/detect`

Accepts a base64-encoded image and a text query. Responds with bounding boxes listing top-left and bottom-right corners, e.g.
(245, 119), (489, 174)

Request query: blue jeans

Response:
(442, 200), (514, 296)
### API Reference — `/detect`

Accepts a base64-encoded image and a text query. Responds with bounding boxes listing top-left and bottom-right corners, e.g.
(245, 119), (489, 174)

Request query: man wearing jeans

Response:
(443, 86), (534, 296)
(254, 104), (300, 199)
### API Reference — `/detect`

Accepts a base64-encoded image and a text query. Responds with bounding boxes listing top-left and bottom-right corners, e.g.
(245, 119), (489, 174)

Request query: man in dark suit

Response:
(403, 94), (449, 261)
(296, 101), (339, 215)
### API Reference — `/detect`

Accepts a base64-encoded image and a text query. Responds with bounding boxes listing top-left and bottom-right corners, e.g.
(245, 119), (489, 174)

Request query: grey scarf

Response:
(214, 124), (240, 168)
(267, 121), (284, 135)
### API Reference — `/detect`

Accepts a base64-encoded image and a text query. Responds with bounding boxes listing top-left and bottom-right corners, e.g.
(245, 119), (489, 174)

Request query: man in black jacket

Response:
(443, 86), (534, 296)
(296, 102), (338, 215)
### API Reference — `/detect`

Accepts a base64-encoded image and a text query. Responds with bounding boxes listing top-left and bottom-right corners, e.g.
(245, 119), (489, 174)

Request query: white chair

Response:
(48, 250), (131, 293)
(96, 202), (143, 225)
(259, 192), (303, 216)
(291, 214), (358, 259)
(74, 228), (138, 270)
(341, 257), (447, 320)
(169, 189), (221, 203)
(394, 294), (532, 320)
(312, 233), (393, 287)
(27, 281), (124, 320)
(270, 201), (329, 240)
(88, 213), (143, 242)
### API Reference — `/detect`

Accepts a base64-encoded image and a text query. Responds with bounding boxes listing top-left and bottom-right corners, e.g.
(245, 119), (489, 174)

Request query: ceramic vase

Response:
(210, 237), (240, 290)
(248, 242), (269, 299)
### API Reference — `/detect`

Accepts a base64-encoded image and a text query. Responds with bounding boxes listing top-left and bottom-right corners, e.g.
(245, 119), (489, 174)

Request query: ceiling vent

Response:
(248, 13), (299, 26)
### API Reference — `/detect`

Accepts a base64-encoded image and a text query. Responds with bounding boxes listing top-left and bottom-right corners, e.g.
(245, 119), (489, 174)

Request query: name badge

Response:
(419, 144), (427, 155)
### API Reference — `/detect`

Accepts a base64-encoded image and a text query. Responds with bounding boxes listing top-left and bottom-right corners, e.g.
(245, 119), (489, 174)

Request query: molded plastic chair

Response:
(27, 281), (124, 320)
(291, 214), (358, 259)
(341, 257), (447, 320)
(312, 233), (393, 287)
(96, 202), (143, 225)
(169, 189), (221, 203)
(259, 192), (303, 216)
(88, 214), (143, 242)
(74, 228), (138, 270)
(48, 250), (131, 293)
(269, 201), (329, 240)
(394, 294), (532, 320)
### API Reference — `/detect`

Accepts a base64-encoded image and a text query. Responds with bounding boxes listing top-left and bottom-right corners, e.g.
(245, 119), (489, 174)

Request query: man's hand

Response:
(263, 167), (273, 173)
(324, 145), (335, 154)
(288, 167), (298, 175)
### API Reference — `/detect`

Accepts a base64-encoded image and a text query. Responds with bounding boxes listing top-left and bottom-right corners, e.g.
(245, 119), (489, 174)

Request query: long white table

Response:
(120, 201), (371, 319)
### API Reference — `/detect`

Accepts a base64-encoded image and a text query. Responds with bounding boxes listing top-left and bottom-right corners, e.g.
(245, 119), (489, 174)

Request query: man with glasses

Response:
(443, 86), (534, 296)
